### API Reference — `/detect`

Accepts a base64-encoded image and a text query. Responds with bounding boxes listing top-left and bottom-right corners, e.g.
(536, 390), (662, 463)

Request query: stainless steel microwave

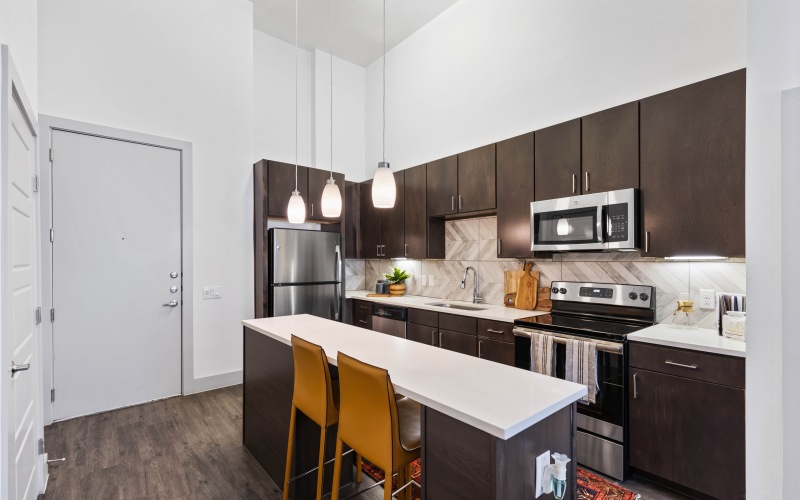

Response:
(530, 188), (639, 251)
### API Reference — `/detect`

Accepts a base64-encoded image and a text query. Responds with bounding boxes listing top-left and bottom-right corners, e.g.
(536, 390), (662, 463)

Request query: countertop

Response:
(628, 323), (746, 358)
(345, 291), (548, 323)
(242, 314), (586, 440)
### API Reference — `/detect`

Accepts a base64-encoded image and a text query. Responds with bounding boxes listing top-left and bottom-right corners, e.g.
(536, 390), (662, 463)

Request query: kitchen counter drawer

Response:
(408, 307), (438, 328)
(477, 319), (514, 343)
(629, 341), (744, 389)
(353, 299), (372, 315)
(353, 310), (372, 330)
(478, 337), (515, 366)
(439, 313), (476, 335)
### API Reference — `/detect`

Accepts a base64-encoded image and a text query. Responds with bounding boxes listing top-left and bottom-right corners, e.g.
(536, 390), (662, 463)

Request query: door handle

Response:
(404, 243), (408, 257)
(377, 244), (380, 257)
(645, 231), (650, 253)
(438, 331), (442, 347)
(497, 239), (502, 256)
(11, 362), (30, 376)
(431, 330), (437, 346)
(478, 340), (483, 358)
(358, 320), (368, 325)
(485, 329), (505, 335)
(585, 172), (590, 192)
(665, 360), (698, 370)
(163, 300), (179, 307)
(458, 195), (463, 210)
(633, 373), (638, 399)
(451, 196), (455, 211)
(572, 174), (577, 194)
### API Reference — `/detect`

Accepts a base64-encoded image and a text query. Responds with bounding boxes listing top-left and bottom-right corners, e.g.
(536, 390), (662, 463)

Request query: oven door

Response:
(531, 192), (607, 251)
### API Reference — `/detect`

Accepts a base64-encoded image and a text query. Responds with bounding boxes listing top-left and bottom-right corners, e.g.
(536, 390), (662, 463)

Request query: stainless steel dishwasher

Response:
(371, 304), (407, 338)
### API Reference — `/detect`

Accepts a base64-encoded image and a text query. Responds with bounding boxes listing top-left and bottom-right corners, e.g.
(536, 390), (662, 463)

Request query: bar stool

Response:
(282, 336), (362, 500)
(331, 352), (421, 500)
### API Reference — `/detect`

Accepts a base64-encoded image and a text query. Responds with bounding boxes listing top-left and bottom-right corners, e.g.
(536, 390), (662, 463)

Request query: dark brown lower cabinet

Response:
(439, 329), (476, 356)
(407, 322), (438, 347)
(628, 368), (745, 499)
(352, 300), (373, 330)
(477, 337), (514, 366)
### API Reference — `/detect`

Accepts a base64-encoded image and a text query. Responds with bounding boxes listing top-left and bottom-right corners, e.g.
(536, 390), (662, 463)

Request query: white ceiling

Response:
(253, 0), (462, 67)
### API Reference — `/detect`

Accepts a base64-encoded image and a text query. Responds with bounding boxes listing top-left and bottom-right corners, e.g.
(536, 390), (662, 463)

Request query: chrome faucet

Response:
(460, 266), (482, 304)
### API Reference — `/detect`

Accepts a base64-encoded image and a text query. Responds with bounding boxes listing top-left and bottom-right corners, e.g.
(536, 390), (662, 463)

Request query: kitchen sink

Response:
(426, 302), (487, 311)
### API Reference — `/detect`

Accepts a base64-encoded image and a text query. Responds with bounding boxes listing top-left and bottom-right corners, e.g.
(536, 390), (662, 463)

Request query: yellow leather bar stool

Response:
(282, 336), (362, 500)
(331, 352), (421, 500)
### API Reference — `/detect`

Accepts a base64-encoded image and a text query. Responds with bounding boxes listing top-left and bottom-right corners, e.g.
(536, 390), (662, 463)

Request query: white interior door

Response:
(2, 53), (40, 500)
(51, 130), (182, 421)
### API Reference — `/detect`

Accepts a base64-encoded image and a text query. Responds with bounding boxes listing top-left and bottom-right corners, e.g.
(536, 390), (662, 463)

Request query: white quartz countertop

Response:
(345, 291), (547, 323)
(628, 324), (746, 358)
(242, 315), (586, 440)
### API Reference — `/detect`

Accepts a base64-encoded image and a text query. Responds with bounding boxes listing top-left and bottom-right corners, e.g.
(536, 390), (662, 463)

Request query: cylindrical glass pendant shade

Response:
(321, 178), (342, 217)
(287, 190), (306, 223)
(372, 161), (396, 208)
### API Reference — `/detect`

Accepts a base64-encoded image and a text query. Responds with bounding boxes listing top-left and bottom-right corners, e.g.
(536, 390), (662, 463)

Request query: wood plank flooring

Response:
(42, 385), (686, 500)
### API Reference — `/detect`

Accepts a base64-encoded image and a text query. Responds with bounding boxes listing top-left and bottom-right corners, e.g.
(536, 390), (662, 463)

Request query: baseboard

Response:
(191, 370), (243, 394)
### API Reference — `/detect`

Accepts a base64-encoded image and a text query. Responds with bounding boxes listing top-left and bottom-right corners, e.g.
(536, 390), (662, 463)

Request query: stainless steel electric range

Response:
(513, 281), (656, 481)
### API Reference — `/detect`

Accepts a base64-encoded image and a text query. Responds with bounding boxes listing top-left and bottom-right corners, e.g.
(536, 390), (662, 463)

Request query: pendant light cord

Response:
(294, 0), (299, 191)
(330, 0), (334, 180)
(382, 0), (386, 163)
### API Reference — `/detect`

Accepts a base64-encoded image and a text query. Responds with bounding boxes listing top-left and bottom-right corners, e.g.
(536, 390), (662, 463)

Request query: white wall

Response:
(746, 0), (800, 497)
(365, 0), (746, 171)
(253, 32), (366, 182)
(38, 0), (254, 382)
(0, 0), (37, 111)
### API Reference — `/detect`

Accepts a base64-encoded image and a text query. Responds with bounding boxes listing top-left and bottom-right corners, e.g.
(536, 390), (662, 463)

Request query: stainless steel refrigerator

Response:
(267, 228), (343, 321)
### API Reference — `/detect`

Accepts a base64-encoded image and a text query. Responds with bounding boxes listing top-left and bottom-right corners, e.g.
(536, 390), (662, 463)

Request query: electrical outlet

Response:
(202, 286), (222, 299)
(699, 289), (715, 310)
(420, 275), (427, 286)
(535, 450), (550, 498)
(428, 275), (435, 286)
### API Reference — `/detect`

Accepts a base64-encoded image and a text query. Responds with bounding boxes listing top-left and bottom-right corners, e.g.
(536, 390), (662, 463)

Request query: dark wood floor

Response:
(42, 385), (686, 500)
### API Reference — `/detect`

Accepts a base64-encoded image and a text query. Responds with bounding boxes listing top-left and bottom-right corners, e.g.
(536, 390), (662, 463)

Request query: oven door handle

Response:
(513, 327), (623, 354)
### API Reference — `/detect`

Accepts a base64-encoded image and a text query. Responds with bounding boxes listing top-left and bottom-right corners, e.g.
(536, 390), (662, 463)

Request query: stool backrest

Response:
(290, 335), (337, 426)
(336, 352), (399, 471)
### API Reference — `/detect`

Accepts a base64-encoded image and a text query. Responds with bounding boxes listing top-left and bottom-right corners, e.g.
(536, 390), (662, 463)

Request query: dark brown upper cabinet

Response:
(534, 118), (581, 201)
(496, 133), (534, 258)
(581, 102), (639, 193)
(640, 69), (745, 258)
(457, 144), (496, 212)
(426, 155), (458, 216)
(381, 171), (406, 258)
(267, 160), (308, 218)
(404, 164), (428, 259)
(344, 181), (360, 259)
(307, 167), (345, 222)
(359, 180), (382, 258)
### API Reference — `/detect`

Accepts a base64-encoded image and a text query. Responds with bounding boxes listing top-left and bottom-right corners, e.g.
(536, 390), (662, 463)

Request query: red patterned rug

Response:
(360, 460), (638, 500)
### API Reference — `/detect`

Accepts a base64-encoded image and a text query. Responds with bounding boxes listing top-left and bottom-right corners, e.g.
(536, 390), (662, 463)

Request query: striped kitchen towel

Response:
(565, 339), (598, 404)
(530, 332), (554, 376)
(716, 293), (746, 336)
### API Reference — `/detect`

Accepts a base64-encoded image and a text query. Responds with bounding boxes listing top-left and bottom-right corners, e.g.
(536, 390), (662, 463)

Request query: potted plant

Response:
(384, 267), (412, 296)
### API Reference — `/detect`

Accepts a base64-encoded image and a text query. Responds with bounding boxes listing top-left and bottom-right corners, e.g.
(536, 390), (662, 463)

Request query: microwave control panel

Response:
(605, 203), (629, 242)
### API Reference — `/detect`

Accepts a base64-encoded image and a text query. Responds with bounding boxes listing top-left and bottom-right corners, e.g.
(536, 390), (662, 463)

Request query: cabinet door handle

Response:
(478, 340), (483, 358)
(665, 360), (698, 370)
(458, 195), (463, 210)
(358, 319), (368, 325)
(431, 330), (437, 346)
(485, 328), (505, 335)
(585, 172), (590, 192)
(377, 244), (380, 257)
(383, 245), (386, 257)
(311, 203), (314, 217)
(644, 231), (650, 253)
(438, 331), (442, 346)
(451, 196), (455, 211)
(633, 373), (638, 399)
(497, 238), (502, 256)
(572, 174), (577, 194)
(404, 243), (408, 257)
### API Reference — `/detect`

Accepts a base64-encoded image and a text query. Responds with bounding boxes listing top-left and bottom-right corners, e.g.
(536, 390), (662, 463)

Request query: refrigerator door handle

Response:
(334, 244), (342, 320)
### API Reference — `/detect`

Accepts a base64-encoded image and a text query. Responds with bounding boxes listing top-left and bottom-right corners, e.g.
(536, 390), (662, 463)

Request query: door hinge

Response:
(50, 308), (55, 322)
(49, 148), (54, 162)
(35, 307), (42, 325)
(50, 228), (54, 242)
(38, 438), (45, 455)
(50, 389), (55, 402)
(33, 174), (40, 193)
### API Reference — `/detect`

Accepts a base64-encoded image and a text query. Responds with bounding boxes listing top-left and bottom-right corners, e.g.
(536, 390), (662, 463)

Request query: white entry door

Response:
(2, 50), (41, 500)
(51, 130), (182, 421)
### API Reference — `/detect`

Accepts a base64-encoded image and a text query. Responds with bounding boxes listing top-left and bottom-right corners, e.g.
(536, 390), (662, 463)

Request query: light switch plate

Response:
(699, 289), (716, 310)
(202, 286), (222, 299)
(535, 450), (550, 497)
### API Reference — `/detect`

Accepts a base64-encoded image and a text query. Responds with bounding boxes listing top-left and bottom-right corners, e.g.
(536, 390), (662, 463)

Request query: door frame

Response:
(1, 44), (44, 500)
(38, 115), (194, 425)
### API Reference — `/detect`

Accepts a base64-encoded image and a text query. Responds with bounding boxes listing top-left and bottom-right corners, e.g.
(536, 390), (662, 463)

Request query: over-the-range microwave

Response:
(530, 188), (639, 252)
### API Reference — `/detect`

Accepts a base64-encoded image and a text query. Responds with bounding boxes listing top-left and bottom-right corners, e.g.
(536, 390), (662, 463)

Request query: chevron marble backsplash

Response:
(345, 216), (746, 328)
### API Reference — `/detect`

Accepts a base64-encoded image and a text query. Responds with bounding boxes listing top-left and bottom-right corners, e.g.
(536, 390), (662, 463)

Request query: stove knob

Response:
(628, 292), (638, 300)
(639, 293), (650, 301)
(559, 288), (567, 295)
(551, 287), (559, 294)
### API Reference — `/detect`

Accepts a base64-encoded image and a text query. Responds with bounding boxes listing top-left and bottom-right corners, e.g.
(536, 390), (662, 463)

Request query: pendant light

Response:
(287, 0), (306, 224)
(371, 0), (396, 208)
(320, 0), (342, 217)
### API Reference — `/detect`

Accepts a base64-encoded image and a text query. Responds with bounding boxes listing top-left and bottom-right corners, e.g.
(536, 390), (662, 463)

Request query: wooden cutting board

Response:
(515, 262), (540, 310)
(534, 287), (553, 312)
(504, 269), (526, 294)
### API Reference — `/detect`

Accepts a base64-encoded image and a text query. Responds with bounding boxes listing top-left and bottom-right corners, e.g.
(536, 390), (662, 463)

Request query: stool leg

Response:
(383, 468), (393, 500)
(315, 426), (327, 500)
(282, 405), (297, 500)
(355, 453), (363, 483)
(330, 438), (344, 500)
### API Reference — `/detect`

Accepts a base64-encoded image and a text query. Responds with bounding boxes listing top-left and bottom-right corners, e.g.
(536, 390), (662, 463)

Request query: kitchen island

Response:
(243, 314), (586, 499)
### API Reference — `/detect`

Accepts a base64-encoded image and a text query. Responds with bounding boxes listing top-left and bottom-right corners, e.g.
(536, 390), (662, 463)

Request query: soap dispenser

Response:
(543, 453), (571, 500)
